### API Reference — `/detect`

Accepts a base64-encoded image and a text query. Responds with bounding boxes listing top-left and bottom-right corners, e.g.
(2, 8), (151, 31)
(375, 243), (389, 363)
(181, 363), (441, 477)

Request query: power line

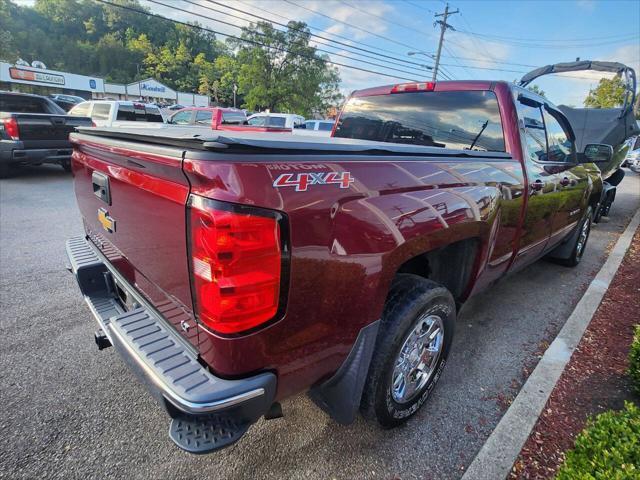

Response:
(454, 31), (639, 49)
(339, 0), (438, 40)
(283, 0), (427, 53)
(198, 0), (434, 71)
(455, 29), (640, 43)
(151, 0), (430, 78)
(95, 0), (419, 82)
(401, 0), (435, 13)
(442, 44), (474, 79)
(230, 0), (434, 63)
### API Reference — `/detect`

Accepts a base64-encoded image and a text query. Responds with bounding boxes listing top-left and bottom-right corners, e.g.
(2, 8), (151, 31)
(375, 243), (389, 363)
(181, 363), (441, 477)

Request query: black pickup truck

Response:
(0, 91), (93, 178)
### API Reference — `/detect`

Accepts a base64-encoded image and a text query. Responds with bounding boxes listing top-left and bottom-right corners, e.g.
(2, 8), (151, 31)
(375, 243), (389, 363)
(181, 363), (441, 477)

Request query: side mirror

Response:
(583, 143), (613, 164)
(294, 124), (306, 129)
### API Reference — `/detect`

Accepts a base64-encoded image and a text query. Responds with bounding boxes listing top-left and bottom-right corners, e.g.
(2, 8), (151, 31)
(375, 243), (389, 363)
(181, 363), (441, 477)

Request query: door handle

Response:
(530, 179), (544, 192)
(559, 177), (570, 187)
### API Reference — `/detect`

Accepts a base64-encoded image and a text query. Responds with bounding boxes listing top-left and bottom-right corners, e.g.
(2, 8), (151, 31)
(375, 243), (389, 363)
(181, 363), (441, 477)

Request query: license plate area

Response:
(112, 276), (137, 311)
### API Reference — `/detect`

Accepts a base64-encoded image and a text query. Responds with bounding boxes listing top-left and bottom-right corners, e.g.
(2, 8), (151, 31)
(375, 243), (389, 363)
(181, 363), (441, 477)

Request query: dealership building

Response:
(0, 61), (209, 106)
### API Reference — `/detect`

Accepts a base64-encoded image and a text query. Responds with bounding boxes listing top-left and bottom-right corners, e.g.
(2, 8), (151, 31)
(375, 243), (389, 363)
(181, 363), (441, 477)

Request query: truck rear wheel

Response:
(361, 274), (455, 428)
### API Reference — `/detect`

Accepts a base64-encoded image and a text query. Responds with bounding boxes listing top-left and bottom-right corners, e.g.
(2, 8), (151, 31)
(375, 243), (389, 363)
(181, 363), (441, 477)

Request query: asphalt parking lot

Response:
(1, 166), (638, 480)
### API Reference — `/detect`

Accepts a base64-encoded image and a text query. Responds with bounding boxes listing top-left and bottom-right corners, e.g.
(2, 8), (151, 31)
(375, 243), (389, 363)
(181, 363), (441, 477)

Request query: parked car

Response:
(293, 119), (335, 137)
(168, 107), (291, 133)
(623, 135), (640, 172)
(0, 91), (93, 177)
(68, 100), (165, 127)
(66, 80), (605, 454)
(247, 112), (305, 129)
(49, 93), (86, 111)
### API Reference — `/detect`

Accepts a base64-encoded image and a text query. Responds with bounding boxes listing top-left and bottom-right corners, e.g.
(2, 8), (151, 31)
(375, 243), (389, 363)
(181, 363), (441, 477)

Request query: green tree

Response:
(230, 21), (342, 115)
(526, 84), (545, 97)
(584, 76), (627, 108)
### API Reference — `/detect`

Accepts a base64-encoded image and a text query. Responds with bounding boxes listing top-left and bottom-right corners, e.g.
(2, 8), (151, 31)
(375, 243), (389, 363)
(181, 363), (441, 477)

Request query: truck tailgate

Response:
(14, 113), (92, 147)
(70, 133), (198, 346)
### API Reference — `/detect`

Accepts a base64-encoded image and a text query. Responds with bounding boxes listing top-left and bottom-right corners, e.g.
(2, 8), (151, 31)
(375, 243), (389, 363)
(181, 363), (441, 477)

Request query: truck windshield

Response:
(334, 90), (505, 152)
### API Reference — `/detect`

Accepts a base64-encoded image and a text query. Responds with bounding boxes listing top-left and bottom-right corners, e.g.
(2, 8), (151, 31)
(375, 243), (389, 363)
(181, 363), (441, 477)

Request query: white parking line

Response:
(461, 207), (640, 480)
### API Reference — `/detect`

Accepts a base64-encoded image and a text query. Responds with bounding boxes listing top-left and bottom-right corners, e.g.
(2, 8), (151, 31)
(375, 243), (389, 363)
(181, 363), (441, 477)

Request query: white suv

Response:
(69, 101), (166, 127)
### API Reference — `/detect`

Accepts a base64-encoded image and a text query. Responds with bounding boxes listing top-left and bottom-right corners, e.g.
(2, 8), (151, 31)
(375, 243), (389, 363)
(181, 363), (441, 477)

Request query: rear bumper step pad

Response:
(66, 236), (277, 453)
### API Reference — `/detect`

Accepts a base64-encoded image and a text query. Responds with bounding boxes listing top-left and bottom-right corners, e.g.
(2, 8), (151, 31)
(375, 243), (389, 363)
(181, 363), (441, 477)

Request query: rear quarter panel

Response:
(184, 150), (525, 399)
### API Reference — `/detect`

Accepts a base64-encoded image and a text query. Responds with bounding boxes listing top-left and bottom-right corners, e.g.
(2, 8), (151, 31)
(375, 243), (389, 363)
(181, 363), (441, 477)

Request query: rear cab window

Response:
(334, 90), (505, 152)
(318, 122), (334, 131)
(0, 94), (64, 114)
(116, 104), (164, 122)
(266, 116), (287, 128)
(221, 111), (246, 125)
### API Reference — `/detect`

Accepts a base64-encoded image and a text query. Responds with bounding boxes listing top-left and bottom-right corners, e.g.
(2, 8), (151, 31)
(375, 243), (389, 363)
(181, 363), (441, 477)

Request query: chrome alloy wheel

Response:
(576, 217), (590, 258)
(391, 313), (444, 404)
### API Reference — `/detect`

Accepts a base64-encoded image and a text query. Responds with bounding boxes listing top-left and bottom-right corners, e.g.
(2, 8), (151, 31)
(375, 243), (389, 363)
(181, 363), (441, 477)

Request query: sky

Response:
(18, 0), (640, 106)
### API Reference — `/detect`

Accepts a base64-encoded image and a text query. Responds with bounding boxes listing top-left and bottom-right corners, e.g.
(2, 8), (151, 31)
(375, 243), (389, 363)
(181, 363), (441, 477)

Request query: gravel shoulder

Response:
(1, 166), (639, 480)
(511, 225), (640, 479)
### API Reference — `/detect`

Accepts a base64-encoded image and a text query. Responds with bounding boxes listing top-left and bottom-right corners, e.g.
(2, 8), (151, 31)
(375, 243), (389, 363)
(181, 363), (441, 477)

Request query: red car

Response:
(168, 106), (291, 132)
(66, 80), (607, 454)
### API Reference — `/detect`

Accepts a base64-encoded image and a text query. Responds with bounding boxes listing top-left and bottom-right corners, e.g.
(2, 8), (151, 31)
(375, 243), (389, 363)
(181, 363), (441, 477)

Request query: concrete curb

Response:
(462, 208), (640, 480)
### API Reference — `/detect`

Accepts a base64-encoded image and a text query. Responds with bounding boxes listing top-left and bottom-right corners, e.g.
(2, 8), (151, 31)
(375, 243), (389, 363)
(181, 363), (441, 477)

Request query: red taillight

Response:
(189, 196), (283, 334)
(390, 82), (435, 93)
(2, 118), (19, 140)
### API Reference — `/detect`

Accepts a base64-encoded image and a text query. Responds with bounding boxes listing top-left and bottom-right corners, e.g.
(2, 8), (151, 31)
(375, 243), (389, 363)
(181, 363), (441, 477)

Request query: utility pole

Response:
(433, 3), (459, 81)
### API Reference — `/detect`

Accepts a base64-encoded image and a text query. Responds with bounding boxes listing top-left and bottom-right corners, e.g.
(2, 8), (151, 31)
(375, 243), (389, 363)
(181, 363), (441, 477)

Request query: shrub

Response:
(556, 402), (640, 480)
(629, 325), (640, 395)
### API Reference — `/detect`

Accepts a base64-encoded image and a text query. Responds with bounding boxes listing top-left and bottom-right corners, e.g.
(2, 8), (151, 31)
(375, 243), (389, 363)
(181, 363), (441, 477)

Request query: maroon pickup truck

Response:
(66, 80), (607, 454)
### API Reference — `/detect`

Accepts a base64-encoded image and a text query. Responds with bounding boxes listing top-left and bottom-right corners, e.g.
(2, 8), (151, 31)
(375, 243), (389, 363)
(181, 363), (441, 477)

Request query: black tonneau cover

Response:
(75, 125), (512, 159)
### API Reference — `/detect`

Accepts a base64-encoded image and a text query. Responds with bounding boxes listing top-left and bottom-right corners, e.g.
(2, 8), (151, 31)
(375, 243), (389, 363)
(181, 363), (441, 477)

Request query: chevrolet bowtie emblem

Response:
(98, 208), (116, 233)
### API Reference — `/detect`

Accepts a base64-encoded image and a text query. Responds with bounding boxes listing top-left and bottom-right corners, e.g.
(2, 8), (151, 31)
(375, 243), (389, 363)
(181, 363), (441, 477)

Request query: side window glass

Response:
(195, 111), (213, 125)
(248, 116), (265, 126)
(69, 103), (90, 117)
(170, 110), (192, 124)
(518, 102), (547, 162)
(543, 109), (572, 162)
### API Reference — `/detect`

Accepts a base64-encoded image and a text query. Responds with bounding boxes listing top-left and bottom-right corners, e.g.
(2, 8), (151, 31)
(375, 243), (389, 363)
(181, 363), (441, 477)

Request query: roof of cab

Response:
(351, 80), (500, 98)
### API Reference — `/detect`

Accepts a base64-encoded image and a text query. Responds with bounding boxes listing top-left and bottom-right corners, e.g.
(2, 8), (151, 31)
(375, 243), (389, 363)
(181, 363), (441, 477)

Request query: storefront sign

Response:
(9, 67), (65, 86)
(141, 82), (166, 93)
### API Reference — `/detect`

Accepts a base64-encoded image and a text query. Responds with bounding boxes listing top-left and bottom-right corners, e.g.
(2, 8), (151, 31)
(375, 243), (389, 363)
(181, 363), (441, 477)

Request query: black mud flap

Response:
(308, 320), (380, 425)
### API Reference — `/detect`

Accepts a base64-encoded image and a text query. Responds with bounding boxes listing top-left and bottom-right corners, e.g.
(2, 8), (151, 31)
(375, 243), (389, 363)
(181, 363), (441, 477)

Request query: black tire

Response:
(593, 204), (603, 224)
(558, 206), (592, 267)
(361, 274), (455, 428)
(60, 159), (72, 173)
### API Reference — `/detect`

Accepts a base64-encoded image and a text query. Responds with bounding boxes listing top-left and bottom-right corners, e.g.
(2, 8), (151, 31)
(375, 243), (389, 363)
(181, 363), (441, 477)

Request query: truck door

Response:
(540, 107), (590, 251)
(510, 97), (563, 271)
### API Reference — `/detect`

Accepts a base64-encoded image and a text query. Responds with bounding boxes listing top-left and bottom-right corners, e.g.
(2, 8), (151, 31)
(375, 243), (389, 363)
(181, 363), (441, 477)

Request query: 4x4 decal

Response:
(273, 171), (354, 192)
